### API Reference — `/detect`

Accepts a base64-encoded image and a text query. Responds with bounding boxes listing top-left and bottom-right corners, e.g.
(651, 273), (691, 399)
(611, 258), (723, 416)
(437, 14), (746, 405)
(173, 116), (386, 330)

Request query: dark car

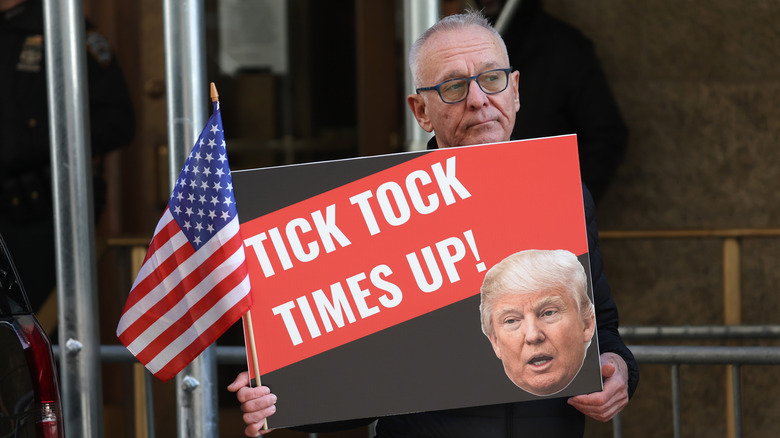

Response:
(0, 233), (64, 438)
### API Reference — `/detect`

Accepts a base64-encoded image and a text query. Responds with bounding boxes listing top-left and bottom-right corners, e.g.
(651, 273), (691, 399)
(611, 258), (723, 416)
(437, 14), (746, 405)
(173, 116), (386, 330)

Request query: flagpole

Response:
(211, 81), (268, 430)
(209, 82), (262, 384)
(209, 82), (261, 384)
(242, 310), (267, 430)
(243, 311), (263, 386)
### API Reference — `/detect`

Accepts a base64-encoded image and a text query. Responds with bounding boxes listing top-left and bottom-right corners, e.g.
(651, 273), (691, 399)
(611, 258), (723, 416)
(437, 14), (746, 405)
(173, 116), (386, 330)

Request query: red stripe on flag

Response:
(118, 240), (197, 341)
(121, 218), (191, 311)
(139, 211), (178, 265)
(152, 293), (253, 381)
(120, 234), (243, 347)
(133, 246), (248, 365)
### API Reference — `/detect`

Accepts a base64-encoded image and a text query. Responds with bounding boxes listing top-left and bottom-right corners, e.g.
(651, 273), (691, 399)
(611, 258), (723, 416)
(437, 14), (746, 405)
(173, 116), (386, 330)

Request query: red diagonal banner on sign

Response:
(239, 136), (587, 376)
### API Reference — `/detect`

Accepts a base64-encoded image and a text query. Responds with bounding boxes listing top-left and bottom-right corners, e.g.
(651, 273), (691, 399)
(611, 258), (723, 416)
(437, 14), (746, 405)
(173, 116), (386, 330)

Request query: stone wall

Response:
(542, 1), (780, 436)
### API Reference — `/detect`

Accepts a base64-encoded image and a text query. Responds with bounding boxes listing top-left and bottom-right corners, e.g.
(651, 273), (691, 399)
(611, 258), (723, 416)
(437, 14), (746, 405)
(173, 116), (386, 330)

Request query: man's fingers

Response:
(240, 395), (276, 437)
(601, 361), (616, 378)
(243, 402), (276, 425)
(569, 390), (608, 407)
(568, 353), (630, 422)
(244, 422), (274, 437)
(568, 396), (616, 422)
(228, 371), (251, 392)
(568, 381), (628, 422)
(237, 386), (274, 406)
(229, 372), (278, 436)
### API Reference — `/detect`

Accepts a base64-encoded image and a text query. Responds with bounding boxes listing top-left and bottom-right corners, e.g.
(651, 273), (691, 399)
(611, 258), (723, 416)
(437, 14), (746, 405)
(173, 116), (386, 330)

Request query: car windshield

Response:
(0, 234), (32, 316)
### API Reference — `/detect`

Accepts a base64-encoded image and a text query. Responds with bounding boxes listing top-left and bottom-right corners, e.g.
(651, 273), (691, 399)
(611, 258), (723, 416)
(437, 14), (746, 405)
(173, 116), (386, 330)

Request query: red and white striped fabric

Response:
(117, 101), (252, 381)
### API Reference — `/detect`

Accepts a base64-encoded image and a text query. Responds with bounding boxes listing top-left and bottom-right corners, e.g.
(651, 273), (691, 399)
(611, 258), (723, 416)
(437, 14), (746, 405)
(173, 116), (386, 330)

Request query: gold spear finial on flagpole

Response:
(210, 82), (219, 102)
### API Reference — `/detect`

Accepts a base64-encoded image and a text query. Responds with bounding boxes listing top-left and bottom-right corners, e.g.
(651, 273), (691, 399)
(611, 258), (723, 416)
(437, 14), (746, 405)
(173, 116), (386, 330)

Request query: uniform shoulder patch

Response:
(17, 35), (44, 73)
(86, 30), (112, 68)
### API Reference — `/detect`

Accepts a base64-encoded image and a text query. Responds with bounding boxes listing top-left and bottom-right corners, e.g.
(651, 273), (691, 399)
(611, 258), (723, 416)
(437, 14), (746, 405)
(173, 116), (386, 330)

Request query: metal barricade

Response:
(104, 229), (780, 438)
(617, 345), (780, 438)
(611, 326), (780, 438)
(56, 332), (780, 438)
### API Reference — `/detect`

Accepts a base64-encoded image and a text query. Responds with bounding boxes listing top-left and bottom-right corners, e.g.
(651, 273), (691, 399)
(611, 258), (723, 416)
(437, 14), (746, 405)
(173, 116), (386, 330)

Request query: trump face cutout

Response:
(480, 250), (596, 396)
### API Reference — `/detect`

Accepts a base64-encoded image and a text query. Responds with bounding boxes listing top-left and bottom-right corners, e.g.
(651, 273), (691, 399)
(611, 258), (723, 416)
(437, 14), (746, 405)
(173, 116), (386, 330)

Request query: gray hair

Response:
(408, 10), (509, 88)
(479, 249), (595, 339)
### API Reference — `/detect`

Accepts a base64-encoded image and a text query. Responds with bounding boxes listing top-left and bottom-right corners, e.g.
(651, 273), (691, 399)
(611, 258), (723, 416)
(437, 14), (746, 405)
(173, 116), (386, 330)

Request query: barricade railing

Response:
(102, 228), (780, 437)
(614, 325), (780, 438)
(613, 344), (780, 438)
(601, 228), (780, 438)
(620, 324), (780, 340)
(56, 327), (780, 438)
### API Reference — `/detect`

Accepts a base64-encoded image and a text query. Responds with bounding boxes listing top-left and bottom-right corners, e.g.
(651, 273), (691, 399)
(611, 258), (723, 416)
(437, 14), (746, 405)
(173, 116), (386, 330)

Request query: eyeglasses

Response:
(415, 67), (512, 104)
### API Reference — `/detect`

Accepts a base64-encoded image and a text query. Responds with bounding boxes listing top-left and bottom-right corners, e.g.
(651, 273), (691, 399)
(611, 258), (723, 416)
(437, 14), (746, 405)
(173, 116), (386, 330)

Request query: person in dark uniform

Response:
(476, 0), (628, 203)
(0, 0), (135, 316)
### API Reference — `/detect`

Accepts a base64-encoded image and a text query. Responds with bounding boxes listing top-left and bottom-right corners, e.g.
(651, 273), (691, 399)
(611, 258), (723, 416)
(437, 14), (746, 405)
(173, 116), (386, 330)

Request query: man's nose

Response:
(465, 79), (489, 108)
(524, 319), (546, 344)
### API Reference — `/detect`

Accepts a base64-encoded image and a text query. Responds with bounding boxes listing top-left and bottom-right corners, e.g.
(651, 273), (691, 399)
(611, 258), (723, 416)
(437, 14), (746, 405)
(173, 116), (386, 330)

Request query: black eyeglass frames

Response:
(415, 67), (512, 104)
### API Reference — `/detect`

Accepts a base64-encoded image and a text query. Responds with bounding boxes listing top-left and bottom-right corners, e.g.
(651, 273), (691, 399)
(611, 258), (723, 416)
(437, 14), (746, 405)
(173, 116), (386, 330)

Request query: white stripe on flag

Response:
(146, 274), (252, 375)
(117, 216), (242, 336)
(124, 238), (247, 355)
(129, 211), (187, 290)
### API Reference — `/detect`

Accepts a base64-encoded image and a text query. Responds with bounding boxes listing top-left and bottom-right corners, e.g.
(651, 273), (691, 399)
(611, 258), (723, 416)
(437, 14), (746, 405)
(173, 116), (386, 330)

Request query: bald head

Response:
(408, 11), (509, 89)
(406, 11), (520, 149)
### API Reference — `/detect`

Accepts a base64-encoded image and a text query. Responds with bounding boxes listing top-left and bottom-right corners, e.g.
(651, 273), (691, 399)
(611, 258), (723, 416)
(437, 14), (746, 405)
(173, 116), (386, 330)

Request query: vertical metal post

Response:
(731, 365), (743, 438)
(402, 0), (438, 151)
(162, 1), (218, 438)
(493, 0), (523, 35)
(145, 370), (157, 438)
(671, 364), (682, 438)
(42, 1), (104, 437)
(723, 237), (741, 438)
(611, 412), (622, 438)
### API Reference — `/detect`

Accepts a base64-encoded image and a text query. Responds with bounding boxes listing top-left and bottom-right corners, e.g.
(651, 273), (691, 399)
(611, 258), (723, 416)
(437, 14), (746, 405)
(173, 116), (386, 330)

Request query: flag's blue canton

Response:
(168, 101), (238, 248)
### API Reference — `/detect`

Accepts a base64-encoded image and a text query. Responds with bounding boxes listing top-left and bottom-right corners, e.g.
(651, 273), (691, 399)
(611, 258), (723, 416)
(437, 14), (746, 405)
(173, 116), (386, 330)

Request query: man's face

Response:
(407, 26), (520, 148)
(487, 288), (595, 395)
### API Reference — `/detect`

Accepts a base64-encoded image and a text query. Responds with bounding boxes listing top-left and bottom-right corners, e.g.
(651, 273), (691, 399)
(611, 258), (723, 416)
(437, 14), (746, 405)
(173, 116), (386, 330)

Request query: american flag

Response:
(117, 99), (252, 382)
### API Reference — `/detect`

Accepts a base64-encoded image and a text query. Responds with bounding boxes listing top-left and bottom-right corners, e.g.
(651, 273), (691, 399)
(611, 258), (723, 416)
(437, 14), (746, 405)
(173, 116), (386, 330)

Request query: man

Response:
(480, 249), (596, 396)
(229, 11), (637, 437)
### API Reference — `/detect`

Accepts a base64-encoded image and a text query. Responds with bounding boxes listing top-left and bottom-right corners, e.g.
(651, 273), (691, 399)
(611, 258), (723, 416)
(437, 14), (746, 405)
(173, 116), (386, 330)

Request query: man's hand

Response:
(567, 352), (629, 422)
(228, 371), (277, 437)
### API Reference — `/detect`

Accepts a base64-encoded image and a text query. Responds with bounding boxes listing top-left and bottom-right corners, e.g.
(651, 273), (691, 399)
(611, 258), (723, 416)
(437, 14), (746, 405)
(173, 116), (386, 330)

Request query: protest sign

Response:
(232, 135), (602, 427)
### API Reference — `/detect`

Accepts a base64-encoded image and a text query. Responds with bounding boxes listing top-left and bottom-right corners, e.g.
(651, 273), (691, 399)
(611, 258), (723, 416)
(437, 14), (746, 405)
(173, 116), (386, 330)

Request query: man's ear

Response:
(510, 70), (521, 112)
(407, 94), (434, 132)
(488, 333), (503, 360)
(583, 306), (596, 342)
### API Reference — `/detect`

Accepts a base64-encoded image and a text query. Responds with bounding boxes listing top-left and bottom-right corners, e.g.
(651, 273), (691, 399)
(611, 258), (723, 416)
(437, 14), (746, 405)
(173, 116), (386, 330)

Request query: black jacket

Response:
(500, 0), (628, 203)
